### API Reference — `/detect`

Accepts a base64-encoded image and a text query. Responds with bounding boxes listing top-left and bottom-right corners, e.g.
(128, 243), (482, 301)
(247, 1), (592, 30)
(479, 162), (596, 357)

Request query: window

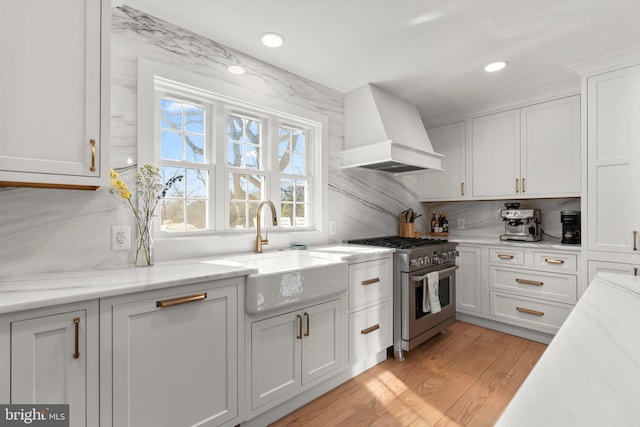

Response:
(152, 78), (319, 235)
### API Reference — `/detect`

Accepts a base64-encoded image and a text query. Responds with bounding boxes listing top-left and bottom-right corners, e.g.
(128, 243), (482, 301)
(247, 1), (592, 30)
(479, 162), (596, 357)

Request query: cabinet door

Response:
(472, 110), (520, 197)
(587, 65), (640, 253)
(251, 311), (301, 410)
(424, 121), (466, 199)
(456, 245), (483, 314)
(301, 299), (344, 385)
(0, 0), (108, 187)
(588, 260), (640, 285)
(111, 285), (239, 427)
(520, 96), (581, 196)
(11, 308), (95, 427)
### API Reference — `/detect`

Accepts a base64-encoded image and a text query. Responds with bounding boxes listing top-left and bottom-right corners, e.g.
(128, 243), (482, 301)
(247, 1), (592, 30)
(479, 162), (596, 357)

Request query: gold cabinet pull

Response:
(303, 312), (310, 337)
(73, 317), (80, 359)
(634, 267), (638, 277)
(545, 258), (564, 265)
(361, 324), (380, 335)
(296, 314), (303, 340)
(156, 293), (207, 308)
(461, 182), (465, 196)
(522, 177), (525, 193)
(89, 139), (96, 172)
(634, 231), (638, 251)
(361, 278), (380, 286)
(515, 178), (519, 193)
(516, 278), (544, 286)
(498, 254), (514, 260)
(516, 307), (544, 316)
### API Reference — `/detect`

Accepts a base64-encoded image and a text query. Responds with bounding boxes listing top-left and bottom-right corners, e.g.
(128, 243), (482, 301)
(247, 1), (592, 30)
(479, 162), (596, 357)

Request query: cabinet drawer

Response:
(489, 248), (525, 266)
(490, 267), (577, 303)
(349, 258), (392, 309)
(490, 291), (573, 334)
(533, 251), (578, 272)
(348, 301), (392, 364)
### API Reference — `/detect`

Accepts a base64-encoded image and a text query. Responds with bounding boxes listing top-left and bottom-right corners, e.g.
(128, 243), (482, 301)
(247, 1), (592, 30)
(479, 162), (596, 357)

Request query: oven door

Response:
(401, 264), (457, 342)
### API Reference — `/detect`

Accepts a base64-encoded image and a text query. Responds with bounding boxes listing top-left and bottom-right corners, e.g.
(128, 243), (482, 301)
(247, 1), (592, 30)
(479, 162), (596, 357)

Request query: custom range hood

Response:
(341, 83), (443, 173)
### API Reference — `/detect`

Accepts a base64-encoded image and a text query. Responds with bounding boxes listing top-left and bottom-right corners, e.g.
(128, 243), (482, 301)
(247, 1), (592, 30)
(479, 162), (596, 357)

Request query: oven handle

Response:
(410, 265), (459, 281)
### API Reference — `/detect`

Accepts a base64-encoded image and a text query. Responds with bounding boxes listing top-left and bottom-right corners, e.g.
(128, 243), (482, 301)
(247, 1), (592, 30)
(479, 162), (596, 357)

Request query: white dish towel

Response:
(422, 271), (441, 314)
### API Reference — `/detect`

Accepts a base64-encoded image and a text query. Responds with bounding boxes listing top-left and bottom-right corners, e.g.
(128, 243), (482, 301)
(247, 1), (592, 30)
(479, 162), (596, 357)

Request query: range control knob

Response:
(433, 256), (442, 265)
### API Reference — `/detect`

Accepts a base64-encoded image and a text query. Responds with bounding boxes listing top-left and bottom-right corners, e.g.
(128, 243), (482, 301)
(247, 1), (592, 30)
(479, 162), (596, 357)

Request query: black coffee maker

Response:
(561, 211), (581, 244)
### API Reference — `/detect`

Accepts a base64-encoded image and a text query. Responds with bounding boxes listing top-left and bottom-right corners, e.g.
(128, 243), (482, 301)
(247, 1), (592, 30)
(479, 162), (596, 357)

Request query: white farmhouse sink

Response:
(221, 251), (348, 315)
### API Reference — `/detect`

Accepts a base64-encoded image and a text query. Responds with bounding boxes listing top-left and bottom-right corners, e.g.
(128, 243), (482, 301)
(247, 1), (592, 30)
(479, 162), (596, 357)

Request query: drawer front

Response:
(490, 267), (577, 303)
(348, 301), (392, 364)
(533, 251), (578, 272)
(490, 291), (573, 334)
(489, 248), (525, 266)
(349, 258), (392, 310)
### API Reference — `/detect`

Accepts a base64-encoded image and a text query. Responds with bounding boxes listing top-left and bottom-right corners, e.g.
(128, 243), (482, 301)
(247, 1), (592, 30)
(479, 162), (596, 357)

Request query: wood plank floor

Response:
(270, 321), (546, 427)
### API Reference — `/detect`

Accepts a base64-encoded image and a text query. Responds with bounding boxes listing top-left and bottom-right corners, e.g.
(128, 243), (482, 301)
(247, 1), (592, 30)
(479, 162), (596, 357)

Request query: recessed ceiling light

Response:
(484, 61), (507, 72)
(228, 65), (246, 75)
(260, 32), (285, 48)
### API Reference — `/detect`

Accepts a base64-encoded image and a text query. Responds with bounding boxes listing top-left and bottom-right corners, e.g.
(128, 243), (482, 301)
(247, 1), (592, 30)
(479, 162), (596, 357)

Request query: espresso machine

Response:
(561, 210), (581, 244)
(499, 203), (541, 242)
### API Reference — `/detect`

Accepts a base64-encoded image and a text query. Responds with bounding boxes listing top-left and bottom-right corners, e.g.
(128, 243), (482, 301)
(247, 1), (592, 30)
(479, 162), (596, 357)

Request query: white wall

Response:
(0, 6), (425, 277)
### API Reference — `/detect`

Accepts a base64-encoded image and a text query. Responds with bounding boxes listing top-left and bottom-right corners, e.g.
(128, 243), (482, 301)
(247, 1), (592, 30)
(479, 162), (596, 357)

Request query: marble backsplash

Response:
(0, 6), (425, 277)
(422, 198), (581, 241)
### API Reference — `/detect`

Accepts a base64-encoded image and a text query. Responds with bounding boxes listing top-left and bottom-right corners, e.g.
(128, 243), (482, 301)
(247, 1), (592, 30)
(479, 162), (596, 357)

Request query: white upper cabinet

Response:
(0, 0), (109, 189)
(520, 96), (581, 197)
(471, 96), (580, 199)
(587, 65), (640, 254)
(424, 121), (467, 200)
(471, 109), (521, 198)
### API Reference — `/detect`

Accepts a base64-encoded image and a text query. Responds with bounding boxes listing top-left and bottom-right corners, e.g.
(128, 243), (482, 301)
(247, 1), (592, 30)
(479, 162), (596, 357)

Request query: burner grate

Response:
(347, 235), (446, 250)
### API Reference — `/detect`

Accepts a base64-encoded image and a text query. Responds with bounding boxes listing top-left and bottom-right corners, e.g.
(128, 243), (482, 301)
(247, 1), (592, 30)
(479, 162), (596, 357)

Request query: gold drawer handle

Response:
(73, 317), (80, 359)
(156, 293), (207, 308)
(516, 278), (544, 286)
(461, 182), (464, 196)
(89, 139), (96, 172)
(361, 324), (380, 335)
(635, 267), (639, 277)
(634, 231), (638, 251)
(304, 312), (310, 337)
(545, 258), (564, 265)
(361, 278), (380, 286)
(297, 314), (303, 340)
(516, 307), (544, 316)
(498, 254), (514, 260)
(522, 177), (525, 193)
(515, 178), (519, 193)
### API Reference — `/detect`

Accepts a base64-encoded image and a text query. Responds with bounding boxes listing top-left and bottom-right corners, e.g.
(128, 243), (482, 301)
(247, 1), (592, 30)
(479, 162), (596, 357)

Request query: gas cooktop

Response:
(346, 236), (447, 250)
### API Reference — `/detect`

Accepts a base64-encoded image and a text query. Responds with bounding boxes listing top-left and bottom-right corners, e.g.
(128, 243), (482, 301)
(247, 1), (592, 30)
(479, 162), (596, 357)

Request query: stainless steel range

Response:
(347, 236), (458, 360)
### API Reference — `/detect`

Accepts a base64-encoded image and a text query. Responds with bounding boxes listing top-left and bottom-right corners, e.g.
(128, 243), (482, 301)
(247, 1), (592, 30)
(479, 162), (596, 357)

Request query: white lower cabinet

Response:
(588, 260), (640, 284)
(456, 245), (483, 314)
(101, 279), (243, 427)
(349, 301), (392, 364)
(1, 300), (99, 427)
(249, 298), (345, 414)
(489, 291), (574, 334)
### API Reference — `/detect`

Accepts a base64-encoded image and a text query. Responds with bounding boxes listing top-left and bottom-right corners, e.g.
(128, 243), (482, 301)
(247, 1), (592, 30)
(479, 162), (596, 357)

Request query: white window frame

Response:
(137, 58), (328, 260)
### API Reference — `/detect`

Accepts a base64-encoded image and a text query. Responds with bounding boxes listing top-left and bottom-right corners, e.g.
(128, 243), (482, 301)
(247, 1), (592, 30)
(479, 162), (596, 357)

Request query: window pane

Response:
(185, 134), (204, 163)
(248, 202), (259, 228)
(279, 149), (291, 173)
(161, 166), (185, 197)
(187, 200), (207, 230)
(229, 202), (246, 229)
(229, 173), (247, 200)
(228, 116), (243, 142)
(185, 105), (205, 134)
(295, 204), (307, 226)
(246, 145), (260, 169)
(295, 179), (308, 202)
(292, 131), (305, 153)
(228, 142), (243, 167)
(160, 131), (182, 161)
(279, 128), (290, 151)
(281, 203), (293, 227)
(247, 175), (263, 200)
(292, 153), (305, 174)
(161, 199), (185, 231)
(187, 169), (207, 199)
(160, 99), (183, 130)
(281, 178), (293, 202)
(246, 120), (260, 144)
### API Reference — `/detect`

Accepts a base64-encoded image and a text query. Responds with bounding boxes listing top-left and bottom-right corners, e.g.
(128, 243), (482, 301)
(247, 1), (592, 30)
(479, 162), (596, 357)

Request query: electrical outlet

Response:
(329, 220), (337, 236)
(112, 225), (131, 251)
(458, 218), (466, 230)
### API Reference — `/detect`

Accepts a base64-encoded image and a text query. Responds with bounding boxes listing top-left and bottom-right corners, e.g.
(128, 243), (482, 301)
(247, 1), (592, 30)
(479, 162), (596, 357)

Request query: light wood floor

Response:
(270, 321), (546, 427)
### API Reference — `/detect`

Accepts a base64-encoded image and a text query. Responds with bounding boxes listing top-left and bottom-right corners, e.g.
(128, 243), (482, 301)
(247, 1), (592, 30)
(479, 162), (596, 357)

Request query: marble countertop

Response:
(496, 272), (640, 426)
(0, 245), (393, 315)
(448, 235), (582, 251)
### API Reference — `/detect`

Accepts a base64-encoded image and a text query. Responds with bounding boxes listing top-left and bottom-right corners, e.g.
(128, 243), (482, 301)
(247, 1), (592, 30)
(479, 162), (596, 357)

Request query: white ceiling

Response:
(122, 0), (640, 121)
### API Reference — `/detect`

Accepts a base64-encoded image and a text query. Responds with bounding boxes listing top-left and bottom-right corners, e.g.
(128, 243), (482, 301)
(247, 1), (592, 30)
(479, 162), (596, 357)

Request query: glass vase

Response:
(135, 218), (154, 267)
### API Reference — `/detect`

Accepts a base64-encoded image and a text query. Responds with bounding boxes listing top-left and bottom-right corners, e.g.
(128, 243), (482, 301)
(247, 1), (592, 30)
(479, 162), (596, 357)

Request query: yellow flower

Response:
(112, 179), (131, 199)
(110, 169), (119, 180)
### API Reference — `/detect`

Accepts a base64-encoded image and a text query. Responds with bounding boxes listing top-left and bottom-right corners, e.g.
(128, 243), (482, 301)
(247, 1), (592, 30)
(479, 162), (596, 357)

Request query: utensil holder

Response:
(400, 222), (415, 238)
